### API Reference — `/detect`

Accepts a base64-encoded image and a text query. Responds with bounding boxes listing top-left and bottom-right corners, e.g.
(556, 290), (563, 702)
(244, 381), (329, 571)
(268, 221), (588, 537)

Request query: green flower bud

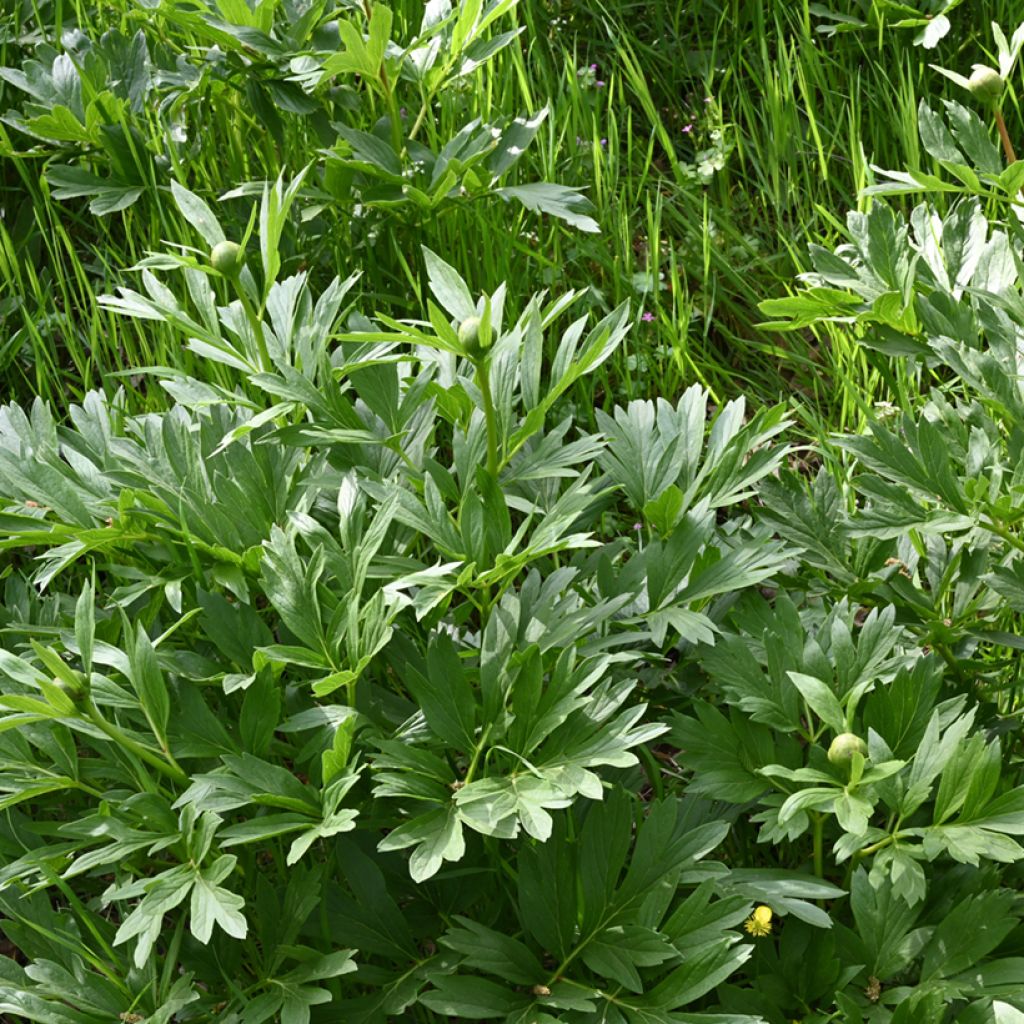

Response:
(458, 315), (485, 356)
(828, 732), (868, 767)
(968, 64), (1004, 105)
(210, 240), (244, 276)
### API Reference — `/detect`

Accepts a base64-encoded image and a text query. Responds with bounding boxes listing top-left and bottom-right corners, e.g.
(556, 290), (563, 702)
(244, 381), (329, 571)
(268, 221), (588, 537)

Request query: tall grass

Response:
(1, 0), (1020, 429)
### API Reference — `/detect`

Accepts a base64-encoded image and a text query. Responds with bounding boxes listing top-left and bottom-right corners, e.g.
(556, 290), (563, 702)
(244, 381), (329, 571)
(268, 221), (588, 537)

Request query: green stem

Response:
(476, 358), (499, 478)
(85, 698), (189, 787)
(545, 914), (622, 988)
(231, 278), (271, 371)
(10, 891), (126, 990)
(406, 53), (451, 145)
(158, 916), (187, 1003)
(42, 867), (126, 986)
(933, 638), (967, 684)
(852, 832), (899, 863)
(463, 724), (493, 786)
(381, 68), (404, 158)
(547, 935), (590, 987)
(67, 778), (105, 800)
(812, 812), (825, 879)
(982, 515), (1024, 556)
(408, 84), (438, 143)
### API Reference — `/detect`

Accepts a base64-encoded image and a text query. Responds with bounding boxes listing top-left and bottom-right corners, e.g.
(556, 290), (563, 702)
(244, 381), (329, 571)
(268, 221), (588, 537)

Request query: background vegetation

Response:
(4, 1), (1024, 1022)
(2, 0), (1019, 424)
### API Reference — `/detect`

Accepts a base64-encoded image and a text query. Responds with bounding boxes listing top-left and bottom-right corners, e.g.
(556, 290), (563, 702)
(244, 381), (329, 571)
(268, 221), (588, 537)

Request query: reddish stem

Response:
(995, 108), (1018, 164)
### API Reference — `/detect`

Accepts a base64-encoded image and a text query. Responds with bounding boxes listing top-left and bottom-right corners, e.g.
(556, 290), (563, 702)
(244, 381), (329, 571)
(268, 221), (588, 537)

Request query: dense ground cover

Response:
(4, 1), (1024, 1022)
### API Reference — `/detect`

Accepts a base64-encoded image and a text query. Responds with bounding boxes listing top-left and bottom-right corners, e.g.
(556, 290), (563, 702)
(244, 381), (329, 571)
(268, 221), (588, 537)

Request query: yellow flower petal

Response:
(744, 904), (773, 937)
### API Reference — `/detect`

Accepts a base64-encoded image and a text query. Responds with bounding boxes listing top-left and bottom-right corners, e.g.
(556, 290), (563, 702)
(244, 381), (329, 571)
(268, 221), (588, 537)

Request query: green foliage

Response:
(6, 5), (1024, 1024)
(5, 0), (1021, 421)
(0, 205), (799, 1018)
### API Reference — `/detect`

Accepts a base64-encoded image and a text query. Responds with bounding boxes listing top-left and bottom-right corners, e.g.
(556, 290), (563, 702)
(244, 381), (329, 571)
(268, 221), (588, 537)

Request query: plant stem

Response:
(463, 724), (493, 786)
(982, 515), (1024, 556)
(408, 83), (439, 143)
(42, 866), (125, 985)
(85, 698), (189, 787)
(407, 101), (431, 143)
(933, 638), (967, 685)
(853, 832), (898, 862)
(381, 67), (404, 157)
(995, 108), (1018, 164)
(476, 358), (500, 478)
(231, 278), (271, 371)
(159, 916), (187, 1003)
(812, 812), (825, 878)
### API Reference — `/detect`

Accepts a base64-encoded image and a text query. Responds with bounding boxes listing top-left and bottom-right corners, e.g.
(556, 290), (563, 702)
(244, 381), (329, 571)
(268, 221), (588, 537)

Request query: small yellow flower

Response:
(744, 904), (773, 937)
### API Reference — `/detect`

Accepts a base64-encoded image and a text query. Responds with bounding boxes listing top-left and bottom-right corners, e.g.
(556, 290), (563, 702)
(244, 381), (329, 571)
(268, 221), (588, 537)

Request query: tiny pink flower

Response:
(641, 311), (654, 322)
(682, 123), (694, 133)
(596, 80), (605, 87)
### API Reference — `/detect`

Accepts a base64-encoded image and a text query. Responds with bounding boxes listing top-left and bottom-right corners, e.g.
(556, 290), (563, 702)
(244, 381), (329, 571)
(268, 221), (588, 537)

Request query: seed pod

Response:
(828, 732), (868, 766)
(968, 64), (1004, 105)
(210, 240), (244, 276)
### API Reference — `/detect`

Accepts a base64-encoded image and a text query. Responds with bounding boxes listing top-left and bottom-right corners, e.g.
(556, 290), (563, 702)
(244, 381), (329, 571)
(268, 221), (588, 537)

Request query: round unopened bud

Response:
(458, 315), (481, 345)
(968, 65), (1004, 105)
(209, 240), (244, 276)
(458, 315), (487, 357)
(828, 732), (868, 767)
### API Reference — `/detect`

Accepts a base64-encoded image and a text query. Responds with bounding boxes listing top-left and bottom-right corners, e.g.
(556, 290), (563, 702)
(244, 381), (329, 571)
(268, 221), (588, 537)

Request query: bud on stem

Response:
(968, 64), (1004, 106)
(828, 732), (868, 767)
(458, 315), (486, 359)
(209, 240), (244, 277)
